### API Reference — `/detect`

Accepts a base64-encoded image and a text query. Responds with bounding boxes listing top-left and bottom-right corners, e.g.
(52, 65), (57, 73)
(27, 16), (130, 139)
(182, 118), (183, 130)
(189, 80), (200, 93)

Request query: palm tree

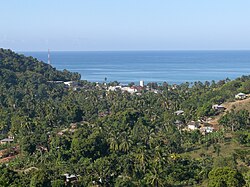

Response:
(107, 133), (119, 152)
(119, 132), (132, 153)
(144, 167), (167, 187)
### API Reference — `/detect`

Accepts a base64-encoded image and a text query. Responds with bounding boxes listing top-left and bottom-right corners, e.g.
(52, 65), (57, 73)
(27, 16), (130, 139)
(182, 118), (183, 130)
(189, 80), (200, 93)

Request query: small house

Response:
(57, 131), (64, 136)
(187, 121), (200, 130)
(0, 138), (14, 145)
(174, 110), (184, 116)
(127, 87), (138, 94)
(108, 86), (122, 91)
(212, 104), (225, 111)
(70, 123), (78, 129)
(47, 81), (64, 84)
(200, 126), (214, 134)
(64, 81), (78, 87)
(121, 87), (138, 94)
(63, 174), (78, 184)
(235, 93), (247, 100)
(174, 120), (184, 129)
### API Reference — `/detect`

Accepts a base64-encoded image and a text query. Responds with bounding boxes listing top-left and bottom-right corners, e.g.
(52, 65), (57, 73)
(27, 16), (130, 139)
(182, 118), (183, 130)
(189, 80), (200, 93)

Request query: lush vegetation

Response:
(0, 48), (249, 186)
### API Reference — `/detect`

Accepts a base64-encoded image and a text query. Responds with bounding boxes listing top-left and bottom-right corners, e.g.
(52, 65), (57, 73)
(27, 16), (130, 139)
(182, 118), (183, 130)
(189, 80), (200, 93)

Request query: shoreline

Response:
(20, 50), (250, 85)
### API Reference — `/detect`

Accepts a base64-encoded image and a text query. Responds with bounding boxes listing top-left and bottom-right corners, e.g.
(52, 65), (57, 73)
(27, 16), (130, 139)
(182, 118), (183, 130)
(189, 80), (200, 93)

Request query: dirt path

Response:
(0, 155), (16, 163)
(223, 95), (250, 112)
(208, 95), (250, 128)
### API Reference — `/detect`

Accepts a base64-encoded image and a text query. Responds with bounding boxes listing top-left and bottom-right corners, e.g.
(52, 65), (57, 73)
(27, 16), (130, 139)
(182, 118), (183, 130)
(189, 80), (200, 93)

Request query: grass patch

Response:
(182, 139), (250, 159)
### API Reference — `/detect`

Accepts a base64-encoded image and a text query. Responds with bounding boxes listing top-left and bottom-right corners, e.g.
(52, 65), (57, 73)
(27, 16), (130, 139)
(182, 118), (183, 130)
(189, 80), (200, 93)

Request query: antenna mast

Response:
(48, 49), (51, 65)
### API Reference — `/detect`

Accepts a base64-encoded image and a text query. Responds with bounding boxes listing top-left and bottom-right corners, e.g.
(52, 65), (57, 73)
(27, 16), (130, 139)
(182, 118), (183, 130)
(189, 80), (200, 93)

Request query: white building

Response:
(122, 87), (138, 94)
(107, 86), (138, 94)
(212, 104), (225, 111)
(174, 110), (184, 115)
(200, 126), (214, 133)
(63, 174), (78, 183)
(64, 81), (78, 87)
(0, 138), (14, 145)
(187, 121), (200, 131)
(140, 80), (144, 87)
(108, 86), (122, 91)
(235, 93), (247, 100)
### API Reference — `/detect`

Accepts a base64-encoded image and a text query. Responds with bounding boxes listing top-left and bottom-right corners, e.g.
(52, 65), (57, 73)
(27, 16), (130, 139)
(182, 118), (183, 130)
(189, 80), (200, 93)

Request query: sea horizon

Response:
(19, 49), (250, 52)
(21, 50), (250, 85)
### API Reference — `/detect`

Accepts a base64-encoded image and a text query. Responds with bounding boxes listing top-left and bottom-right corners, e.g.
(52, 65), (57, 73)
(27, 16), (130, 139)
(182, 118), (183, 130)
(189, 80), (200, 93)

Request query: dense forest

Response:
(0, 48), (249, 186)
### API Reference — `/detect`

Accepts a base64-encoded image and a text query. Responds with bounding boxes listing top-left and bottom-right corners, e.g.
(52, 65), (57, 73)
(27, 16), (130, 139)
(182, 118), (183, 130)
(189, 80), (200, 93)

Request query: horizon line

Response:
(17, 49), (250, 52)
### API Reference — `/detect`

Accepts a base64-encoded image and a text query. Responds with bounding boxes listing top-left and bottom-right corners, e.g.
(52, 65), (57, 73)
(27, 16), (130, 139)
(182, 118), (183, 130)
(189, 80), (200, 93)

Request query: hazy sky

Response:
(1, 0), (250, 51)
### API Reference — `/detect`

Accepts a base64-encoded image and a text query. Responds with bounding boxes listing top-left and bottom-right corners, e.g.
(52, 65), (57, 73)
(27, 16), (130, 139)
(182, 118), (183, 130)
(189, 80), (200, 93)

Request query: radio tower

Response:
(48, 49), (51, 65)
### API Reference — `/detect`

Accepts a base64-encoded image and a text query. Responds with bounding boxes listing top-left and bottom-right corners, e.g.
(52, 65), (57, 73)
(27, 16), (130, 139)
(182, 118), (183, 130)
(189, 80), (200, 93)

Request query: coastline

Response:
(21, 50), (250, 85)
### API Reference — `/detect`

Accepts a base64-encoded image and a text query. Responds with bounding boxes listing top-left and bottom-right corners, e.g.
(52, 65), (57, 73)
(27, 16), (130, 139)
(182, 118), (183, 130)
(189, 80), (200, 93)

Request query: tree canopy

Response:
(0, 48), (249, 186)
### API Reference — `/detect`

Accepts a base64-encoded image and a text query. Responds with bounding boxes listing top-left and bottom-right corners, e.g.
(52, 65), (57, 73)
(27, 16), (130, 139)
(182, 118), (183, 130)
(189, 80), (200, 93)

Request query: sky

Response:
(0, 0), (250, 51)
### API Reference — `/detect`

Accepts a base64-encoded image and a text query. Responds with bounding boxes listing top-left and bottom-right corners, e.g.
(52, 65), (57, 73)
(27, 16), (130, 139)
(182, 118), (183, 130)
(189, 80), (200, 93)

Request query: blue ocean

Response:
(21, 51), (250, 84)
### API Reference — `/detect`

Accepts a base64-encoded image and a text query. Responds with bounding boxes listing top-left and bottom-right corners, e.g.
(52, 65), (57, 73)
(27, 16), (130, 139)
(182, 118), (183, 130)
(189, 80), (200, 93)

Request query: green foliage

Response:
(30, 169), (51, 187)
(213, 156), (237, 169)
(208, 167), (245, 187)
(0, 165), (20, 187)
(51, 179), (65, 187)
(235, 131), (250, 146)
(0, 49), (250, 186)
(219, 109), (250, 132)
(196, 102), (215, 117)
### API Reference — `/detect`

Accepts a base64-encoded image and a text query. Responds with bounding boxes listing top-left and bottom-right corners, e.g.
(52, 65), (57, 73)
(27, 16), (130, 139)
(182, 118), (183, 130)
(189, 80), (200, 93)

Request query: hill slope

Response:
(209, 95), (250, 126)
(0, 48), (81, 82)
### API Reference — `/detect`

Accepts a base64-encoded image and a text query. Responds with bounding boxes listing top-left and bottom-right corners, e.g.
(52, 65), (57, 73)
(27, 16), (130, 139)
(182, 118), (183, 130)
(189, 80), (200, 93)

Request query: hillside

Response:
(224, 95), (250, 112)
(0, 48), (82, 135)
(0, 49), (249, 186)
(0, 48), (81, 82)
(209, 95), (250, 127)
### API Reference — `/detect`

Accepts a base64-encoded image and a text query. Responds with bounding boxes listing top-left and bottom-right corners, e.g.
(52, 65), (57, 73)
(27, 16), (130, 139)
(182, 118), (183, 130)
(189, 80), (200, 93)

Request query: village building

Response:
(63, 174), (79, 184)
(108, 86), (138, 94)
(47, 81), (64, 84)
(108, 86), (122, 91)
(73, 87), (80, 91)
(0, 138), (14, 145)
(212, 104), (225, 111)
(107, 82), (146, 94)
(64, 81), (78, 87)
(187, 121), (200, 131)
(98, 111), (110, 117)
(174, 120), (184, 130)
(235, 92), (247, 100)
(57, 131), (64, 136)
(131, 85), (144, 92)
(122, 87), (138, 94)
(200, 126), (214, 134)
(153, 89), (160, 94)
(70, 123), (78, 129)
(140, 80), (144, 87)
(174, 110), (184, 116)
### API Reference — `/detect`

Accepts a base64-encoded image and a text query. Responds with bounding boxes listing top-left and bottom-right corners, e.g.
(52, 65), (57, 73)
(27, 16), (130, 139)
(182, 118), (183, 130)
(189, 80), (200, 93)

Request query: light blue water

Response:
(21, 51), (250, 84)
